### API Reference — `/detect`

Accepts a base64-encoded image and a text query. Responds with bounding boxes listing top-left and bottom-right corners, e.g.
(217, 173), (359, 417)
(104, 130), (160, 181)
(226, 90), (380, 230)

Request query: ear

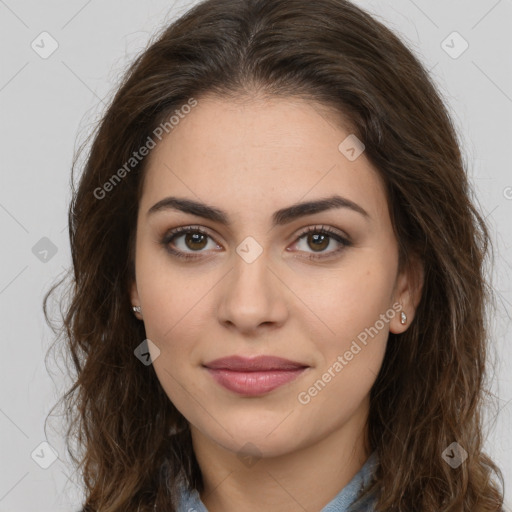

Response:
(130, 280), (143, 320)
(389, 253), (424, 334)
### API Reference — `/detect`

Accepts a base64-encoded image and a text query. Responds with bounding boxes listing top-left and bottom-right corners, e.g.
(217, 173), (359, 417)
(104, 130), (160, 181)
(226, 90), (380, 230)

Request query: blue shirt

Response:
(176, 450), (379, 512)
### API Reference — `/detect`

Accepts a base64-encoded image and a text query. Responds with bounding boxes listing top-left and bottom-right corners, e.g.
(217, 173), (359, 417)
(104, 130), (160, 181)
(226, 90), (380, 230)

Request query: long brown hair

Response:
(43, 0), (506, 510)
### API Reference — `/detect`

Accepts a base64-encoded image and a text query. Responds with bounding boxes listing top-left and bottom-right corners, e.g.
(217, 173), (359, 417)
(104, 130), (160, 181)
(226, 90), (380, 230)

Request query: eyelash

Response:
(160, 224), (352, 261)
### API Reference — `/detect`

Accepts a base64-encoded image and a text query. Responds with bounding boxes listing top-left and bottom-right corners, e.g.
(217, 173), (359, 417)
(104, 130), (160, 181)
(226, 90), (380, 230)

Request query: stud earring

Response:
(400, 311), (407, 325)
(132, 306), (142, 315)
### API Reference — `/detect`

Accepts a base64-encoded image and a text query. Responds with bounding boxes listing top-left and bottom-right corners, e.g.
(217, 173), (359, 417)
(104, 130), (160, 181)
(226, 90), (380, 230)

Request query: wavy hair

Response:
(43, 0), (506, 510)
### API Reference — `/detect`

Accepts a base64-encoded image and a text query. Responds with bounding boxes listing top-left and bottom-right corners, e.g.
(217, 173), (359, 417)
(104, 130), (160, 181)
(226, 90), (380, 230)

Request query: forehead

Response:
(140, 95), (390, 227)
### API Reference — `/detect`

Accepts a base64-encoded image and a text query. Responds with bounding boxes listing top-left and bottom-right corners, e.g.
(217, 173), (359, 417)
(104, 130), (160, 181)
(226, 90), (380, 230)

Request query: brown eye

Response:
(161, 226), (221, 260)
(293, 225), (352, 260)
(306, 232), (330, 252)
(183, 232), (208, 251)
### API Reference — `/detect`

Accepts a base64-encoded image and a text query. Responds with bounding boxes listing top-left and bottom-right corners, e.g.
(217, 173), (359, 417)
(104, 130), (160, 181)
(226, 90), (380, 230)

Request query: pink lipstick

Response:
(203, 355), (309, 396)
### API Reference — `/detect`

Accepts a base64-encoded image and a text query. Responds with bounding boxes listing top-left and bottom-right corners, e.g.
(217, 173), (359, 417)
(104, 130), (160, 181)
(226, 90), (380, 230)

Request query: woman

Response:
(44, 0), (506, 510)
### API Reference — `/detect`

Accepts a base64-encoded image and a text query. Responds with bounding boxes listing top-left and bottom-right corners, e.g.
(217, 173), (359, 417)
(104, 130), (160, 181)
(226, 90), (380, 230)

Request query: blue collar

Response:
(176, 450), (379, 512)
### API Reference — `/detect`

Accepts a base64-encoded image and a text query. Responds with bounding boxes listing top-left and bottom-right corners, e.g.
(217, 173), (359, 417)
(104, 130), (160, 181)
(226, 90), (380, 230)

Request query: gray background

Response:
(0, 1), (511, 510)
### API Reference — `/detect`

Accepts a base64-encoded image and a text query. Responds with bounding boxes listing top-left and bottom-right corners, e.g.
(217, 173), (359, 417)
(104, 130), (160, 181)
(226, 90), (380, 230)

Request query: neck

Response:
(191, 400), (372, 512)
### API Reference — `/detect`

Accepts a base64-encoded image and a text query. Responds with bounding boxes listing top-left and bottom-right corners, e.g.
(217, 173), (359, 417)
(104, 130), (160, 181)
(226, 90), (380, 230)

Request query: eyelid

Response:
(287, 224), (352, 260)
(292, 224), (351, 243)
(163, 223), (349, 243)
(161, 223), (352, 260)
(162, 224), (222, 248)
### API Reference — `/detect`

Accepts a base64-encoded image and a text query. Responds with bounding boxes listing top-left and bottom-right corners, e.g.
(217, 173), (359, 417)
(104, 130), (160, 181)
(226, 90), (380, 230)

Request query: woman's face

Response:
(131, 95), (421, 458)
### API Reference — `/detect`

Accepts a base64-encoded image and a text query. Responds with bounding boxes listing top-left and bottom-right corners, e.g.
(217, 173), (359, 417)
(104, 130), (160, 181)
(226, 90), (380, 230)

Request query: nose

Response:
(216, 251), (289, 336)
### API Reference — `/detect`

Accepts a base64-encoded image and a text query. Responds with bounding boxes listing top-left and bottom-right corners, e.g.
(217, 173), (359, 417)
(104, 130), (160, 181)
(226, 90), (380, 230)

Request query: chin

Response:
(200, 414), (307, 459)
(218, 431), (301, 460)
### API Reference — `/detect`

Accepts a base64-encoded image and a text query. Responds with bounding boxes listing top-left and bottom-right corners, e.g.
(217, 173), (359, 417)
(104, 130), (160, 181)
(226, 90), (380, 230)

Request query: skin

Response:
(130, 94), (423, 512)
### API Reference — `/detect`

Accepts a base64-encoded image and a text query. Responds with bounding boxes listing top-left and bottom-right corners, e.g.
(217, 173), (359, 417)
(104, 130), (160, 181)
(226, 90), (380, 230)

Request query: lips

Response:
(203, 355), (308, 372)
(203, 355), (309, 396)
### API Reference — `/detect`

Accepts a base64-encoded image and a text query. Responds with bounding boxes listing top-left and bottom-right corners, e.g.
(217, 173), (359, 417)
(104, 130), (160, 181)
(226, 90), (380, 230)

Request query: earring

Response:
(400, 311), (407, 325)
(132, 306), (142, 315)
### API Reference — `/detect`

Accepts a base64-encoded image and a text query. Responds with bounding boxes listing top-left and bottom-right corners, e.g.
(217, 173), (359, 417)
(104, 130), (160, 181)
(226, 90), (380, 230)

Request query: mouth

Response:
(202, 355), (310, 396)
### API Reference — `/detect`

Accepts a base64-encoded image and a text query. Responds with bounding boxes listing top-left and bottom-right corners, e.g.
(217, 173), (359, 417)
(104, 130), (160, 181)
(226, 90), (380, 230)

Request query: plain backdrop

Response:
(0, 1), (511, 510)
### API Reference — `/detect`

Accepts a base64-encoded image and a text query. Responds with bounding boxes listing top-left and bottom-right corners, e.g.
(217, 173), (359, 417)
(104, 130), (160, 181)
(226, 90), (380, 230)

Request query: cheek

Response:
(293, 253), (395, 414)
(134, 242), (217, 345)
(298, 255), (396, 349)
(135, 256), (210, 413)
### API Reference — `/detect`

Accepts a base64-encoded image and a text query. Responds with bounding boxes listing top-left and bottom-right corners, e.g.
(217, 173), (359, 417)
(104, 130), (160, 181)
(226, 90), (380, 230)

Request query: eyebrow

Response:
(147, 194), (370, 226)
